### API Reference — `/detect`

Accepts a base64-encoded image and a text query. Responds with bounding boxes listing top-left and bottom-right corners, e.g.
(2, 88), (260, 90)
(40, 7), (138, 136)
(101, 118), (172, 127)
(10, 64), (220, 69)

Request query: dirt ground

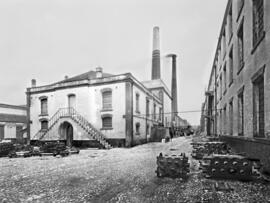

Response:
(1, 136), (270, 203)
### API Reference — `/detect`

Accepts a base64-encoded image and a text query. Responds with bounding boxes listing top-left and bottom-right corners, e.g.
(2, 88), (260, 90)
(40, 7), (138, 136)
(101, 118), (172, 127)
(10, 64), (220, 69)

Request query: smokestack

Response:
(152, 26), (161, 80)
(31, 79), (36, 88)
(167, 54), (178, 122)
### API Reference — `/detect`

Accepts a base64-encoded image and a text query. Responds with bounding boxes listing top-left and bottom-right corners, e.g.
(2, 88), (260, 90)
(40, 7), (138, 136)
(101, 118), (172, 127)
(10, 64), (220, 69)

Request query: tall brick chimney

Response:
(152, 26), (161, 80)
(167, 54), (178, 122)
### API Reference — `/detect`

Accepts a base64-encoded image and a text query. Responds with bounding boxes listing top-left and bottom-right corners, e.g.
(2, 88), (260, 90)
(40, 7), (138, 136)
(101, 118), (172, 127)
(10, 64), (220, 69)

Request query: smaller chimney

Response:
(64, 75), (68, 80)
(31, 79), (36, 87)
(96, 67), (103, 78)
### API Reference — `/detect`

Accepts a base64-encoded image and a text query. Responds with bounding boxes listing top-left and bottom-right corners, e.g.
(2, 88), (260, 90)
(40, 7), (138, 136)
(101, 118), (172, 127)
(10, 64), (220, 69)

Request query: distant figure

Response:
(169, 127), (173, 141)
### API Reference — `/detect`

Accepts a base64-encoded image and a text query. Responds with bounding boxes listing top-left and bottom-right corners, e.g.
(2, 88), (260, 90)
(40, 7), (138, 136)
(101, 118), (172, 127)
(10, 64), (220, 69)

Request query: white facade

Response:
(27, 71), (163, 147)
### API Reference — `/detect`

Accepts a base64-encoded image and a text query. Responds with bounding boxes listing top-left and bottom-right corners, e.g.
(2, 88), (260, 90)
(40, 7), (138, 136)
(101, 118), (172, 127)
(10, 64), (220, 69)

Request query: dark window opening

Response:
(102, 117), (112, 128)
(238, 91), (244, 136)
(229, 48), (234, 84)
(41, 120), (48, 130)
(135, 122), (140, 134)
(40, 98), (48, 115)
(253, 76), (264, 137)
(229, 100), (233, 135)
(136, 93), (140, 113)
(237, 21), (244, 71)
(102, 91), (112, 109)
(252, 0), (264, 47)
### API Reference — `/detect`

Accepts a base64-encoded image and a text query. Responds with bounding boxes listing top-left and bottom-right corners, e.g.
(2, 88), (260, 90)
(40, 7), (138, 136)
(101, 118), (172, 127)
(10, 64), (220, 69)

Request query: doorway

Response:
(59, 121), (73, 146)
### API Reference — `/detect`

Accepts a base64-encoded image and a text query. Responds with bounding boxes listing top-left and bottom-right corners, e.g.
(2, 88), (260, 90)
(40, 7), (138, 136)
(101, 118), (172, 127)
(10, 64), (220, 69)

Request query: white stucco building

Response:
(27, 68), (172, 148)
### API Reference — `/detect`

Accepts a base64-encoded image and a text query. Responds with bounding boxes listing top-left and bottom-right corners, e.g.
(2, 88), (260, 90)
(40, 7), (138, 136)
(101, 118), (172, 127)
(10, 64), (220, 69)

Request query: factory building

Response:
(27, 27), (182, 147)
(201, 0), (270, 172)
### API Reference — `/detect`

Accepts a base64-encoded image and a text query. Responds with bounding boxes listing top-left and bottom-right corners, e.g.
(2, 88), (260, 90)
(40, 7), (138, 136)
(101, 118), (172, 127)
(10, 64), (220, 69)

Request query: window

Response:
(153, 103), (156, 120)
(223, 64), (227, 93)
(229, 48), (233, 85)
(40, 98), (48, 115)
(135, 122), (140, 134)
(220, 110), (223, 135)
(223, 105), (227, 135)
(238, 90), (244, 136)
(253, 75), (265, 137)
(219, 75), (223, 99)
(229, 99), (233, 135)
(102, 116), (112, 128)
(16, 126), (23, 140)
(41, 120), (48, 130)
(159, 107), (162, 121)
(252, 0), (264, 47)
(237, 21), (244, 72)
(228, 5), (233, 40)
(136, 93), (140, 113)
(146, 99), (150, 117)
(222, 29), (226, 58)
(68, 94), (76, 109)
(237, 0), (244, 16)
(102, 91), (112, 109)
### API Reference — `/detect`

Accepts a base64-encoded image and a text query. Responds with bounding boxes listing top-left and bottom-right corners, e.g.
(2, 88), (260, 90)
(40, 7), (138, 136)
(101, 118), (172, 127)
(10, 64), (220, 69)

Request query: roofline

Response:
(0, 103), (27, 110)
(27, 72), (163, 104)
(207, 0), (231, 91)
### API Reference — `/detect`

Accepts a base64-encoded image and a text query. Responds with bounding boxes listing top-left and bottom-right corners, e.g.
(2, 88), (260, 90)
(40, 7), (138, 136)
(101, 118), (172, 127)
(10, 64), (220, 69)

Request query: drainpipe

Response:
(214, 65), (217, 136)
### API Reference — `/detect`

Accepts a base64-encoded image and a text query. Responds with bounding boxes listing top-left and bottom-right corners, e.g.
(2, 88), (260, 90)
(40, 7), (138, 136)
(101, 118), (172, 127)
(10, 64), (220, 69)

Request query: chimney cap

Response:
(31, 79), (36, 87)
(96, 67), (102, 72)
(166, 54), (177, 58)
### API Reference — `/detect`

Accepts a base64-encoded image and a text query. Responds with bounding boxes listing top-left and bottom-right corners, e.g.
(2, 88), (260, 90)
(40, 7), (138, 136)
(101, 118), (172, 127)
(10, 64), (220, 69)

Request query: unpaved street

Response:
(1, 137), (270, 203)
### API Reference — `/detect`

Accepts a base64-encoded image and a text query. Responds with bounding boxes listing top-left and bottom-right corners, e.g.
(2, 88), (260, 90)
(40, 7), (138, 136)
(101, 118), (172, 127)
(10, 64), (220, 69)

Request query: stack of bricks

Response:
(156, 153), (190, 179)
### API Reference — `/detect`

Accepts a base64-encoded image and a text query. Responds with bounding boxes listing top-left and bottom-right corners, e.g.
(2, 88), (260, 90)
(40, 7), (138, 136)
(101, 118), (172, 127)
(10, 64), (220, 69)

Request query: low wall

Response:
(221, 135), (270, 174)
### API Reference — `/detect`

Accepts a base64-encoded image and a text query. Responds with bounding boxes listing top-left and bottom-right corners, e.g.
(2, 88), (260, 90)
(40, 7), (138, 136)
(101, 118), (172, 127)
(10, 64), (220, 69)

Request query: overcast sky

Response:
(0, 0), (227, 125)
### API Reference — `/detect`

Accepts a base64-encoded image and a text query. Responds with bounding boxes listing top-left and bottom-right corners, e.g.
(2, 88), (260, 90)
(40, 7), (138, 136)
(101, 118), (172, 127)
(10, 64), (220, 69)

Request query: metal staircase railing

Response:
(33, 107), (112, 149)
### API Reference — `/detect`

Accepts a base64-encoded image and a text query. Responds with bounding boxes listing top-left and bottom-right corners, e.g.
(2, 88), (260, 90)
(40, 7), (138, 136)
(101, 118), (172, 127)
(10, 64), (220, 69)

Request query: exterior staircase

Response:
(33, 108), (112, 149)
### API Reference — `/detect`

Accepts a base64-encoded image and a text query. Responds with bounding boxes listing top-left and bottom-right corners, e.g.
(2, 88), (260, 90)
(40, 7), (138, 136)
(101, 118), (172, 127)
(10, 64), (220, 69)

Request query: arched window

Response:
(101, 114), (112, 129)
(102, 90), (112, 110)
(40, 97), (48, 115)
(41, 120), (48, 130)
(68, 94), (76, 109)
(136, 93), (140, 113)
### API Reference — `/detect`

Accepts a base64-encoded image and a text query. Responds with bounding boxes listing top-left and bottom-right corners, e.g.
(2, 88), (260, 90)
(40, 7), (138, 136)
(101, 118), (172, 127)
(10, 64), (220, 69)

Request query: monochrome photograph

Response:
(0, 0), (270, 202)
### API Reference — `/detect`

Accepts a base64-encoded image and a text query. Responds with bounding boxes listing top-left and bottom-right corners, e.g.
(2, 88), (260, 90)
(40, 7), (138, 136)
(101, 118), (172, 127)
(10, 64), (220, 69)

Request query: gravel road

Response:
(0, 137), (270, 203)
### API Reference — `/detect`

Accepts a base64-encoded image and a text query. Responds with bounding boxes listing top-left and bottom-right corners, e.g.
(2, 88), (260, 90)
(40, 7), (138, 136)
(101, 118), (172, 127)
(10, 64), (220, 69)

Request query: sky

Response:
(0, 0), (228, 125)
